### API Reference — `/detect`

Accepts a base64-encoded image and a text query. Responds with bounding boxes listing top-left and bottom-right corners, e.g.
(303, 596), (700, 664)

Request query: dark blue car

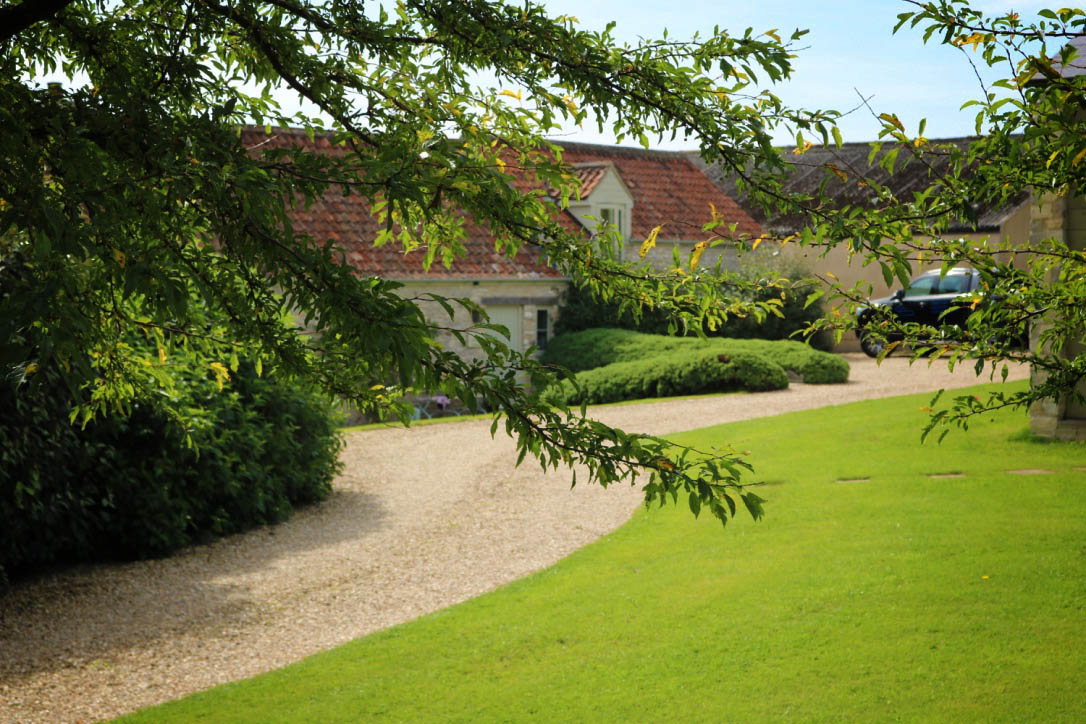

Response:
(856, 267), (981, 357)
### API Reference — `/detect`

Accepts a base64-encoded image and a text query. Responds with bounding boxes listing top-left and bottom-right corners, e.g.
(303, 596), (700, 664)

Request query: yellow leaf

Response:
(497, 89), (522, 101)
(766, 29), (782, 43)
(113, 249), (126, 267)
(780, 234), (795, 246)
(157, 346), (167, 365)
(639, 224), (664, 259)
(792, 140), (814, 155)
(752, 234), (767, 251)
(689, 240), (709, 270)
(1047, 150), (1061, 168)
(24, 363), (37, 376)
(209, 362), (230, 392)
(824, 163), (848, 183)
(914, 136), (928, 148)
(1073, 148), (1086, 167)
(708, 201), (718, 220)
(878, 113), (905, 132)
(953, 32), (985, 51)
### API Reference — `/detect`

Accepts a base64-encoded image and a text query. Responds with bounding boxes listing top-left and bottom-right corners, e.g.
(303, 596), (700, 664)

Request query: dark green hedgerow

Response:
(0, 361), (342, 584)
(552, 260), (834, 351)
(541, 329), (849, 384)
(544, 349), (789, 406)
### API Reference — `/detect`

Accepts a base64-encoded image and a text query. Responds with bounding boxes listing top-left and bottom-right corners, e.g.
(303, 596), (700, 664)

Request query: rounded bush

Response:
(795, 352), (851, 384)
(546, 349), (788, 406)
(542, 329), (849, 384)
(0, 362), (342, 582)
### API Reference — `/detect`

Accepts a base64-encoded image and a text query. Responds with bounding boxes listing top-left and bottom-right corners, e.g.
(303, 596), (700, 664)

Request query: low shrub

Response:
(541, 329), (849, 384)
(0, 360), (342, 582)
(545, 349), (788, 406)
(554, 257), (833, 350)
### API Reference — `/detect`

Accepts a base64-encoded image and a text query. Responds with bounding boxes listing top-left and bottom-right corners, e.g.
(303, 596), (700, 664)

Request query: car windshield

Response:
(903, 271), (972, 297)
(938, 273), (972, 294)
(904, 275), (938, 297)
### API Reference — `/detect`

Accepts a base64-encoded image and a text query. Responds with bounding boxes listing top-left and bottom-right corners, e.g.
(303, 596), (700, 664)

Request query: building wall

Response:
(1029, 193), (1086, 439)
(627, 238), (746, 272)
(567, 170), (634, 242)
(393, 278), (566, 361)
(789, 202), (1032, 351)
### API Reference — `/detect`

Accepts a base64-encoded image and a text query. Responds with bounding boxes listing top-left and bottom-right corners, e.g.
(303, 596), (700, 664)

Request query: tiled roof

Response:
(238, 129), (763, 280)
(556, 142), (764, 240)
(688, 138), (1031, 234)
(240, 127), (567, 280)
(572, 163), (609, 198)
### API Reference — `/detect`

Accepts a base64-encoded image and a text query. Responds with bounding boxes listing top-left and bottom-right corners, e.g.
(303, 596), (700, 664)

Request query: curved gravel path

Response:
(0, 354), (1028, 723)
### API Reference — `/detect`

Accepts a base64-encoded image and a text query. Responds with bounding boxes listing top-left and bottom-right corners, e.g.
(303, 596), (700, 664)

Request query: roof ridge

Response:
(552, 139), (695, 159)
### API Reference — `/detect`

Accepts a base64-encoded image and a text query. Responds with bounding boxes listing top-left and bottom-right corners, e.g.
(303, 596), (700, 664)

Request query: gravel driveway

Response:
(0, 354), (1029, 723)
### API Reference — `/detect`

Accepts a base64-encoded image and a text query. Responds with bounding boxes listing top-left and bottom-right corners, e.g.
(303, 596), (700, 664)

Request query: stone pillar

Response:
(1028, 193), (1086, 439)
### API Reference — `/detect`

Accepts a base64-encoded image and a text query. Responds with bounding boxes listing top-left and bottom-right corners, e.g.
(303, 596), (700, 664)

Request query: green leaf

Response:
(688, 491), (701, 518)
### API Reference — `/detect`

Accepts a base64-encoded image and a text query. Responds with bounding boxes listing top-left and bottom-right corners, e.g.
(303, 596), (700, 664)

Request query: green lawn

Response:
(121, 381), (1086, 722)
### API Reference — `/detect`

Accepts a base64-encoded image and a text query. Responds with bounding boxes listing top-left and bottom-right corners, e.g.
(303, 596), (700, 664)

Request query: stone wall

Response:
(393, 278), (566, 361)
(1028, 193), (1086, 439)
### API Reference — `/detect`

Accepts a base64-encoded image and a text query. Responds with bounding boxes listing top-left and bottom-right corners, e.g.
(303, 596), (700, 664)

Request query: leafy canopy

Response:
(2, 0), (1084, 526)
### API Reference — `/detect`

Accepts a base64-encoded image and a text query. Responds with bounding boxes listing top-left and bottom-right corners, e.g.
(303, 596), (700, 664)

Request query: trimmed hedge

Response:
(545, 349), (789, 406)
(553, 259), (834, 351)
(0, 362), (342, 583)
(541, 329), (849, 384)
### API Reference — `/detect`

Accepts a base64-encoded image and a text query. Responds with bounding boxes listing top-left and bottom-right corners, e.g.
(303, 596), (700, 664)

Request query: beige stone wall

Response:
(788, 202), (1032, 351)
(393, 278), (566, 361)
(1028, 193), (1086, 439)
(623, 238), (745, 272)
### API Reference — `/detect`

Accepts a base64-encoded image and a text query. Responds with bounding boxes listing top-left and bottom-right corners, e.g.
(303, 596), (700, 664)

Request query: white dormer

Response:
(565, 162), (634, 255)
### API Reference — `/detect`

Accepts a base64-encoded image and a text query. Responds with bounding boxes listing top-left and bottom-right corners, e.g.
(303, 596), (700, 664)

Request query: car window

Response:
(937, 273), (972, 294)
(904, 275), (938, 297)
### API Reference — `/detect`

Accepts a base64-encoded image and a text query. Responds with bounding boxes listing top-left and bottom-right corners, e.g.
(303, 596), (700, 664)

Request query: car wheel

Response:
(859, 331), (888, 358)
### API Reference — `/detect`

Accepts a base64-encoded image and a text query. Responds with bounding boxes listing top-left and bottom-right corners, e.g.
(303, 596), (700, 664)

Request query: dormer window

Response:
(599, 206), (624, 237)
(565, 161), (634, 260)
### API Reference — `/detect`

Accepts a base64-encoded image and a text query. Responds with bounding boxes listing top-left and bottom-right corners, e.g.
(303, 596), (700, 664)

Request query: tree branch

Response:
(0, 0), (75, 44)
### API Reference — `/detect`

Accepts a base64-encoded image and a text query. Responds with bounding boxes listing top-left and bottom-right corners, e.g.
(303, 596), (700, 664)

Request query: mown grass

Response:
(120, 381), (1086, 722)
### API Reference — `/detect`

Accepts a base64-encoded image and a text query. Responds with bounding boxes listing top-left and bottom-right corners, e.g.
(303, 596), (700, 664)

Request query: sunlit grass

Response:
(121, 381), (1086, 722)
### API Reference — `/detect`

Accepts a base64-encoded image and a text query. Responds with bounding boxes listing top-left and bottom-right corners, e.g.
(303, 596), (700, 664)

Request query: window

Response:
(536, 309), (549, 349)
(904, 275), (938, 297)
(599, 206), (623, 234)
(597, 206), (626, 260)
(937, 273), (972, 294)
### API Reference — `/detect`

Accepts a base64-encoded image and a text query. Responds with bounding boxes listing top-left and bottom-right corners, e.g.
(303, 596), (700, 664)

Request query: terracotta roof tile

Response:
(556, 142), (764, 241)
(241, 127), (567, 280)
(238, 129), (761, 279)
(572, 162), (609, 198)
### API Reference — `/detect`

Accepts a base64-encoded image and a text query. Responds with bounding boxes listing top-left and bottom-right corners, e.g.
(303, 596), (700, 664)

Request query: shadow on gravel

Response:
(0, 488), (388, 681)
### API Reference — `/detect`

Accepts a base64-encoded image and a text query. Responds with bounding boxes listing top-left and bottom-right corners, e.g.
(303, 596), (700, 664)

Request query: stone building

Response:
(244, 128), (762, 360)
